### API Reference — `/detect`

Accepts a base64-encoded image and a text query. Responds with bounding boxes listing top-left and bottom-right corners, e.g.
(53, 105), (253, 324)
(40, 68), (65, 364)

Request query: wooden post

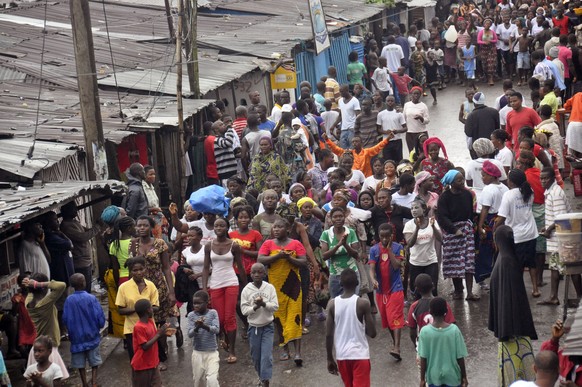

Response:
(70, 0), (108, 180)
(164, 0), (176, 42)
(187, 0), (200, 98)
(176, 0), (185, 202)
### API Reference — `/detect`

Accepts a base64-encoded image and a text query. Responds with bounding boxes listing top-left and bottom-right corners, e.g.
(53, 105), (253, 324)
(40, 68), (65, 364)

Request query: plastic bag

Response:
(189, 185), (230, 216)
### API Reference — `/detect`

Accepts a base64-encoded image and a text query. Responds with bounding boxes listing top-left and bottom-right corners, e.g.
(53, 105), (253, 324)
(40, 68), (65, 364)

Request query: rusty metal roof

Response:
(0, 179), (125, 233)
(0, 139), (79, 179)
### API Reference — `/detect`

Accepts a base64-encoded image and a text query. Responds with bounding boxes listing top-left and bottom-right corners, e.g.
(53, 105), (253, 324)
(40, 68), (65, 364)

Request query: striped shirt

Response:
(324, 78), (341, 109)
(187, 309), (220, 351)
(544, 181), (572, 253)
(232, 118), (247, 139)
(214, 131), (237, 179)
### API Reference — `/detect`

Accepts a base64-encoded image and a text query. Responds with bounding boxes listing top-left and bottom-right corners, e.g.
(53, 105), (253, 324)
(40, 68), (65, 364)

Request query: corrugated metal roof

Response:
(0, 139), (78, 179)
(98, 60), (259, 96)
(0, 179), (125, 232)
(123, 97), (215, 125)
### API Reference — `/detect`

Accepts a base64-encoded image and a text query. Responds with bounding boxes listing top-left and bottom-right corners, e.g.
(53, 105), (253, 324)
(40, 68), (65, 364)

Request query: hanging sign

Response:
(308, 0), (330, 55)
(270, 64), (297, 89)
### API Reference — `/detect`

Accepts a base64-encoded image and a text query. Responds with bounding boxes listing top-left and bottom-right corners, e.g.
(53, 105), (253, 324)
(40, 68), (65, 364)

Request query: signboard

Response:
(270, 64), (297, 89)
(0, 270), (19, 308)
(308, 0), (331, 55)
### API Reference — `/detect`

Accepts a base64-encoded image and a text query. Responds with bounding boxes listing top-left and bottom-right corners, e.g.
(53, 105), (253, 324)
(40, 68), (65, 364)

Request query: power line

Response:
(101, 0), (123, 120)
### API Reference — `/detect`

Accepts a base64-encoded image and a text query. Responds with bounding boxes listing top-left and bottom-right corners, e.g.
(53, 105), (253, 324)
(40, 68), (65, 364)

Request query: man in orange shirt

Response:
(323, 132), (394, 177)
(564, 92), (582, 157)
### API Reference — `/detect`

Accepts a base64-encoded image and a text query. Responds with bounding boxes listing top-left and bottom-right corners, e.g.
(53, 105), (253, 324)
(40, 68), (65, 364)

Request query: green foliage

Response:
(365, 0), (395, 6)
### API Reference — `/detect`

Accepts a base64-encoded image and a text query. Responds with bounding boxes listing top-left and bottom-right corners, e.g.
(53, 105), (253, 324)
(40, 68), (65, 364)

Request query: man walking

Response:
(465, 92), (500, 159)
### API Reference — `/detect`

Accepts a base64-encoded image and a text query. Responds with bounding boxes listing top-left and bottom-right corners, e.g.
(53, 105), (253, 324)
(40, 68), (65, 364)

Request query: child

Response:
(406, 274), (455, 345)
(23, 274), (69, 380)
(368, 223), (405, 361)
(390, 66), (413, 104)
(325, 268), (376, 387)
(347, 51), (367, 92)
(430, 40), (445, 89)
(425, 50), (439, 104)
(371, 57), (393, 100)
(539, 319), (582, 385)
(410, 40), (426, 91)
(24, 336), (63, 387)
(458, 88), (475, 126)
(62, 273), (106, 387)
(321, 99), (340, 142)
(187, 290), (220, 387)
(116, 256), (160, 360)
(131, 299), (168, 387)
(418, 297), (468, 387)
(516, 27), (532, 86)
(460, 39), (476, 89)
(241, 263), (279, 387)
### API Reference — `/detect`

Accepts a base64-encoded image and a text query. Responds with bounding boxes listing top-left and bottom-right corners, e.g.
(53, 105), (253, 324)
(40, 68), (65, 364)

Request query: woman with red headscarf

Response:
(420, 137), (454, 194)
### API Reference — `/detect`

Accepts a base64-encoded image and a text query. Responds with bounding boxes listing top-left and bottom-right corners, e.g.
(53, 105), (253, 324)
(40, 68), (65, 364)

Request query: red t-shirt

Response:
(552, 16), (570, 36)
(204, 136), (218, 179)
(406, 298), (456, 333)
(525, 167), (545, 205)
(131, 319), (159, 371)
(505, 108), (542, 153)
(232, 118), (247, 140)
(229, 229), (263, 275)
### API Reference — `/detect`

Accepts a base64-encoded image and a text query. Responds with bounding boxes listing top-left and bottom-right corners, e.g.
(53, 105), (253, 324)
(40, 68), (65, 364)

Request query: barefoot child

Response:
(418, 297), (468, 387)
(62, 274), (106, 387)
(326, 268), (376, 387)
(131, 299), (168, 387)
(516, 27), (532, 86)
(241, 263), (279, 387)
(368, 223), (405, 361)
(24, 336), (63, 387)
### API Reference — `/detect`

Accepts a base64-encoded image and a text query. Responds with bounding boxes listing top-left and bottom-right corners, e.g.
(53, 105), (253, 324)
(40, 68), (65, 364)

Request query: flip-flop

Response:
(279, 352), (290, 361)
(294, 355), (303, 367)
(465, 294), (480, 301)
(227, 355), (237, 364)
(220, 339), (229, 352)
(537, 299), (560, 306)
(532, 292), (541, 298)
(158, 363), (168, 371)
(389, 351), (402, 361)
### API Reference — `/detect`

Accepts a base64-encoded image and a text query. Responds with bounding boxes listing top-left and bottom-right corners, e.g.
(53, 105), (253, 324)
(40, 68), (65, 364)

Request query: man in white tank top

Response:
(326, 269), (377, 387)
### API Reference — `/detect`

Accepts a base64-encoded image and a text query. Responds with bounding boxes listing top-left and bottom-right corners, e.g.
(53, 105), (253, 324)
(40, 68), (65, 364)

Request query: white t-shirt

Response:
(498, 188), (539, 243)
(391, 192), (416, 208)
(465, 158), (508, 190)
(509, 381), (539, 387)
(403, 220), (440, 266)
(346, 170), (366, 188)
(321, 110), (340, 138)
(377, 109), (406, 141)
(339, 97), (361, 130)
(479, 183), (509, 214)
(371, 67), (392, 93)
(361, 175), (383, 192)
(182, 246), (205, 288)
(24, 363), (63, 387)
(496, 23), (518, 51)
(495, 146), (514, 169)
(499, 105), (512, 125)
(380, 44), (405, 72)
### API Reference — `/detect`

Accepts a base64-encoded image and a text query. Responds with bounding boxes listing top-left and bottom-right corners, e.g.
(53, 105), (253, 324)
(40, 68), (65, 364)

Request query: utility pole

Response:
(164, 0), (176, 42)
(176, 0), (185, 203)
(70, 0), (108, 180)
(186, 0), (200, 98)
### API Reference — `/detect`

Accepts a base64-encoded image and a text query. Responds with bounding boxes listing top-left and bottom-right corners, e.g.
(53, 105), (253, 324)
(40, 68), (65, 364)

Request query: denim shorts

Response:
(71, 346), (102, 369)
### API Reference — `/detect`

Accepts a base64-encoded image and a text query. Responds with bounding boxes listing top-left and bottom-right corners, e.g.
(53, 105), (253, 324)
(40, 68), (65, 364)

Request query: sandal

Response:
(537, 299), (560, 306)
(294, 354), (303, 367)
(158, 363), (168, 371)
(302, 327), (310, 335)
(279, 352), (290, 361)
(227, 355), (237, 364)
(531, 291), (541, 298)
(389, 351), (402, 361)
(465, 294), (480, 301)
(452, 292), (464, 300)
(220, 339), (229, 352)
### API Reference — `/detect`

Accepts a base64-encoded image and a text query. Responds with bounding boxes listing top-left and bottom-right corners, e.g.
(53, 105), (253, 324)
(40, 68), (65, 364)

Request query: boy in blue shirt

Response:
(368, 223), (405, 361)
(62, 273), (106, 387)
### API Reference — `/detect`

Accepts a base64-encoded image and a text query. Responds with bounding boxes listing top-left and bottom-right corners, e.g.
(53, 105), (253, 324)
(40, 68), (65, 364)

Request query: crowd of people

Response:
(3, 0), (582, 386)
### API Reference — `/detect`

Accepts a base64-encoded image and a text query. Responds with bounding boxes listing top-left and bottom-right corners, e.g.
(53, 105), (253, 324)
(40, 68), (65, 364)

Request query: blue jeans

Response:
(329, 271), (360, 299)
(340, 129), (354, 149)
(248, 323), (274, 381)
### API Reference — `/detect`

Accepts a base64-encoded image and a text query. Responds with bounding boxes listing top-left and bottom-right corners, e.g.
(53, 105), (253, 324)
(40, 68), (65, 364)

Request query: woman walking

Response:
(477, 18), (498, 86)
